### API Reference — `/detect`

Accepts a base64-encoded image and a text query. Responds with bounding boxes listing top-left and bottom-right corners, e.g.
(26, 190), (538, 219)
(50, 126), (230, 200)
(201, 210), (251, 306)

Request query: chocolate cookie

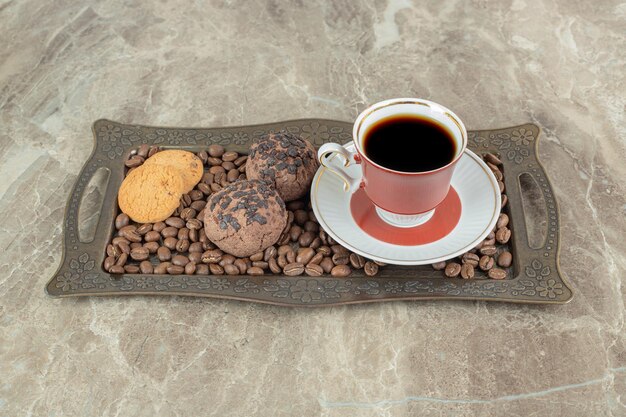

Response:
(204, 180), (287, 257)
(246, 132), (319, 201)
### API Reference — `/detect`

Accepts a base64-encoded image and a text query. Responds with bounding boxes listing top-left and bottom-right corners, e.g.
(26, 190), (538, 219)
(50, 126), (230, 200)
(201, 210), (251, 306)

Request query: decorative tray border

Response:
(46, 119), (573, 305)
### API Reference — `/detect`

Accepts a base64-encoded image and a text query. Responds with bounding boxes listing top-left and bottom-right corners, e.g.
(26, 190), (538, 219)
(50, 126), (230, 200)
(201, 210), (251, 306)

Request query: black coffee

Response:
(363, 115), (456, 172)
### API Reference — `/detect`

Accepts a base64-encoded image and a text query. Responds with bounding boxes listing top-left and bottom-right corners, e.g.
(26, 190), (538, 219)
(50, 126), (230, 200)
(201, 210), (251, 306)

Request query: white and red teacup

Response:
(317, 98), (467, 228)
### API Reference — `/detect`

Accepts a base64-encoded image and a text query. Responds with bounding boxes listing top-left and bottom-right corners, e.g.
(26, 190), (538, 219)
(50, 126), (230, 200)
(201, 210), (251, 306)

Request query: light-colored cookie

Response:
(118, 165), (184, 223)
(143, 149), (203, 193)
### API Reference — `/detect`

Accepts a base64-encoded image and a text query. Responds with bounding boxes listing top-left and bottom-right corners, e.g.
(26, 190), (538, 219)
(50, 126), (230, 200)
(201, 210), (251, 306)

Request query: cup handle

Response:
(318, 143), (360, 192)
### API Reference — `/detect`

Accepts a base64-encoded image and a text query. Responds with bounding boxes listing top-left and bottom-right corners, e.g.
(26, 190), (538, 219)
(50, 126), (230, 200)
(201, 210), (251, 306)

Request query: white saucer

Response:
(311, 143), (501, 265)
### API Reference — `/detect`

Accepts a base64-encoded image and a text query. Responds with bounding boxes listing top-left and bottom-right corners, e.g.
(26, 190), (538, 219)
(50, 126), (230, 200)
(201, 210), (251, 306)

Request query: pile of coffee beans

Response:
(431, 152), (513, 279)
(104, 144), (385, 277)
(106, 146), (513, 280)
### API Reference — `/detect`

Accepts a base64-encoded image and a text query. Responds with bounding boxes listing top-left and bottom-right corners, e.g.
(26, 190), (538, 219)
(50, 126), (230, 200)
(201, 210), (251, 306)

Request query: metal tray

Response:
(46, 119), (573, 305)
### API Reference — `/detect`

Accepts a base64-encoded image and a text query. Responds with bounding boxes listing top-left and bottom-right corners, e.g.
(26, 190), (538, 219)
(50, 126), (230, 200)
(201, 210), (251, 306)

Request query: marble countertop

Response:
(1, 0), (624, 415)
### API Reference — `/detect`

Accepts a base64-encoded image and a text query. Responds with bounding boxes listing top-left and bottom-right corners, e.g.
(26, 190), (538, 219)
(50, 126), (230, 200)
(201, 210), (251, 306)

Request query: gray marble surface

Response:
(1, 0), (625, 415)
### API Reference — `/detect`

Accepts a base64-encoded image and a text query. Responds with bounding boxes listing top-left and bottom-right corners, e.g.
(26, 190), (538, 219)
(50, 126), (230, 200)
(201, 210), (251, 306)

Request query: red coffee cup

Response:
(317, 98), (467, 228)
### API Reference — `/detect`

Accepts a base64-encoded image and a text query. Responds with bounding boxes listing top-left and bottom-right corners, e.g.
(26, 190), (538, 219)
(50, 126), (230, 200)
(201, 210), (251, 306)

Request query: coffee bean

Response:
(299, 231), (316, 247)
(196, 150), (208, 164)
(208, 144), (225, 158)
(364, 261), (378, 276)
(331, 245), (349, 255)
(277, 245), (292, 256)
(277, 231), (290, 245)
(161, 226), (178, 238)
(309, 237), (321, 250)
(209, 165), (225, 175)
(210, 263), (226, 275)
(184, 262), (197, 275)
(332, 253), (349, 265)
(480, 245), (497, 256)
(444, 263), (461, 278)
(112, 236), (129, 246)
(181, 193), (192, 207)
(496, 227), (511, 244)
(497, 213), (509, 229)
(119, 226), (141, 243)
(327, 235), (336, 245)
(115, 252), (128, 267)
(202, 249), (223, 263)
(462, 253), (480, 267)
(479, 255), (494, 271)
(196, 264), (209, 275)
(109, 265), (125, 274)
(167, 265), (185, 275)
(294, 210), (308, 226)
(286, 249), (296, 264)
(154, 262), (171, 274)
(195, 209), (205, 221)
(305, 263), (323, 277)
(319, 230), (328, 245)
(269, 258), (281, 274)
(498, 251), (512, 268)
(277, 255), (288, 269)
(137, 144), (150, 158)
(157, 246), (171, 261)
(287, 201), (305, 211)
(493, 170), (503, 181)
(222, 151), (239, 162)
(153, 222), (166, 233)
(247, 267), (264, 276)
(350, 253), (366, 269)
(250, 251), (264, 262)
(484, 153), (502, 166)
(219, 254), (236, 266)
(197, 182), (212, 196)
(227, 169), (239, 182)
(117, 241), (130, 255)
(284, 262), (305, 276)
(487, 161), (500, 173)
(296, 247), (315, 264)
(144, 231), (160, 242)
(176, 239), (190, 253)
(222, 161), (236, 171)
(317, 246), (331, 256)
(483, 238), (496, 246)
(303, 221), (318, 233)
(186, 219), (202, 230)
(148, 146), (160, 157)
(189, 252), (202, 264)
(165, 217), (185, 228)
(172, 255), (189, 266)
(331, 265), (352, 277)
(432, 261), (446, 270)
(130, 246), (150, 261)
(290, 225), (303, 242)
(309, 211), (317, 223)
(139, 260), (153, 274)
(320, 257), (334, 273)
(136, 223), (152, 235)
(488, 268), (507, 280)
(125, 155), (144, 168)
(106, 244), (118, 258)
(189, 190), (204, 201)
(130, 242), (142, 250)
(498, 180), (505, 193)
(124, 264), (139, 274)
(501, 194), (508, 207)
(189, 242), (204, 253)
(461, 263), (475, 279)
(189, 228), (199, 243)
(223, 264), (240, 275)
(264, 246), (277, 262)
(163, 237), (178, 250)
(252, 261), (268, 269)
(104, 256), (116, 271)
(309, 252), (323, 265)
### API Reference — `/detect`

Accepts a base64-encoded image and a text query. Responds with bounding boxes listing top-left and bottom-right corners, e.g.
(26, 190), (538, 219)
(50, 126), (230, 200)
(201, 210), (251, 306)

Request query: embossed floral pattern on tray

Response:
(47, 120), (572, 305)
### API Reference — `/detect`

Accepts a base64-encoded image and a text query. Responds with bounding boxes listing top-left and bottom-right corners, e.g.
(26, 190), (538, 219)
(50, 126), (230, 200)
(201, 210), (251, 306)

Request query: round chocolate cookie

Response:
(246, 132), (319, 201)
(204, 180), (287, 257)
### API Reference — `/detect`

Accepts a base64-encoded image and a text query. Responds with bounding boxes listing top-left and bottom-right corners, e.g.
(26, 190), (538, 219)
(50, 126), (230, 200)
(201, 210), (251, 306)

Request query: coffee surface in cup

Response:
(363, 115), (456, 172)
